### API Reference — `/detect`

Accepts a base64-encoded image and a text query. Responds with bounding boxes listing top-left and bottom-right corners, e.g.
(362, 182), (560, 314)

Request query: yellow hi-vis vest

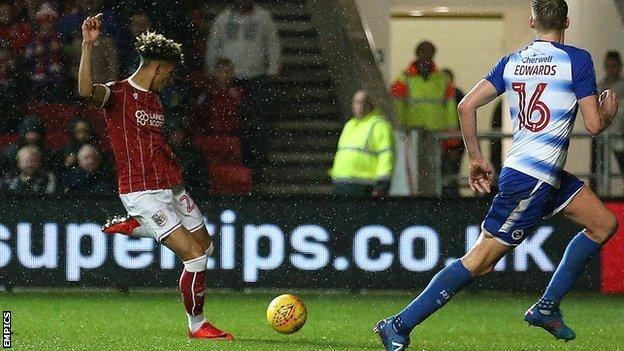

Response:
(392, 69), (458, 131)
(330, 110), (395, 184)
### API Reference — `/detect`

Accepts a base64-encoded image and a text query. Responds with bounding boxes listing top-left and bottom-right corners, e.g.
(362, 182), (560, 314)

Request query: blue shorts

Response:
(482, 167), (584, 246)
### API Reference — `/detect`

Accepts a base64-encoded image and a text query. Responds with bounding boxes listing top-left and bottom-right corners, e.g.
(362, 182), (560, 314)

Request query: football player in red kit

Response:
(78, 14), (233, 340)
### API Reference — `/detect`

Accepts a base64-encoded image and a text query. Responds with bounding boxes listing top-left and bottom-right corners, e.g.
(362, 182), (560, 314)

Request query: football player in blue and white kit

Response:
(374, 1), (619, 350)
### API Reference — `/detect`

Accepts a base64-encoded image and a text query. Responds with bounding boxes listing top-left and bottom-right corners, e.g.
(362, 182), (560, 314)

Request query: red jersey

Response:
(101, 79), (182, 194)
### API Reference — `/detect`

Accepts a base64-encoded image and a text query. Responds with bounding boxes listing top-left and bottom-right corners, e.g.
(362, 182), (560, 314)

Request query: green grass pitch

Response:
(3, 291), (624, 351)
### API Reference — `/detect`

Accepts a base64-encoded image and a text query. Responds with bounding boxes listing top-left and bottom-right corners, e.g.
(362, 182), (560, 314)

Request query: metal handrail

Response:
(419, 130), (623, 197)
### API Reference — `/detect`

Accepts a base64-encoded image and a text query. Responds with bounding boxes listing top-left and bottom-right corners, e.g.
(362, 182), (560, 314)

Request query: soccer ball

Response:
(266, 294), (307, 334)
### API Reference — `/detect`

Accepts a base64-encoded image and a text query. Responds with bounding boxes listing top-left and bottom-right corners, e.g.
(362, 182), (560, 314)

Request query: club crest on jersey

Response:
(512, 229), (524, 241)
(151, 210), (168, 227)
(133, 92), (138, 100)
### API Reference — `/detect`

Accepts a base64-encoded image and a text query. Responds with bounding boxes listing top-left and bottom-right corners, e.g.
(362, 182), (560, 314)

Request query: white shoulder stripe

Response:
(97, 84), (111, 109)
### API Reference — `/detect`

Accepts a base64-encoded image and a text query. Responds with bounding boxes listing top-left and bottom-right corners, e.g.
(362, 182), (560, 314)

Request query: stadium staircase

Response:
(206, 0), (344, 195)
(208, 0), (391, 196)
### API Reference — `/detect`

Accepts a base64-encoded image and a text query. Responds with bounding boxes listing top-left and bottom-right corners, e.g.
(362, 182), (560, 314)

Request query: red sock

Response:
(179, 269), (206, 317)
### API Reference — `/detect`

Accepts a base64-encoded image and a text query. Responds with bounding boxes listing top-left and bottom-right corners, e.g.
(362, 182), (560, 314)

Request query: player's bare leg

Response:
(163, 227), (234, 341)
(190, 225), (215, 256)
(563, 186), (618, 244)
(525, 186), (618, 341)
(460, 232), (512, 277)
(375, 232), (510, 350)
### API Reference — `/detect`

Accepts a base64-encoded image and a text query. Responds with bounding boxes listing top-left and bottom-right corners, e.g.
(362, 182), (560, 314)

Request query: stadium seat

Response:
(195, 135), (243, 165)
(190, 106), (241, 135)
(0, 134), (19, 150)
(209, 111), (240, 134)
(44, 130), (70, 151)
(25, 104), (82, 133)
(208, 164), (252, 195)
(25, 103), (82, 121)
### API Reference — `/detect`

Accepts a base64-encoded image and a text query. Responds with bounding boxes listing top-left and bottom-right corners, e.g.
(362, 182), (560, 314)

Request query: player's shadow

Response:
(237, 337), (378, 350)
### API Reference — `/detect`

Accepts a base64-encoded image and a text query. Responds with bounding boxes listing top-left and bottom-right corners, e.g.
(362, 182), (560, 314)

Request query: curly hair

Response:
(134, 31), (184, 64)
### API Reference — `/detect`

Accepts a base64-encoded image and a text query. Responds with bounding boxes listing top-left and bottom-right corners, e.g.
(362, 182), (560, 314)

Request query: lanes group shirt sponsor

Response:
(101, 79), (183, 194)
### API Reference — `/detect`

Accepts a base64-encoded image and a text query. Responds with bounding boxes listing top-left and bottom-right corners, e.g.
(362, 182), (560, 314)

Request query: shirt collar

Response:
(127, 77), (149, 92)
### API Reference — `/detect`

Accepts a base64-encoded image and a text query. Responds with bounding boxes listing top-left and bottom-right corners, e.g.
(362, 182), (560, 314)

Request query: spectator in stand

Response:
(14, 0), (43, 26)
(57, 0), (84, 44)
(166, 120), (210, 194)
(600, 51), (624, 173)
(193, 58), (244, 134)
(24, 2), (68, 102)
(1, 145), (55, 194)
(188, 4), (212, 72)
(61, 143), (113, 194)
(391, 41), (457, 132)
(1, 115), (50, 172)
(121, 12), (151, 76)
(206, 0), (280, 80)
(440, 68), (465, 197)
(206, 0), (280, 182)
(0, 38), (29, 133)
(330, 90), (394, 196)
(63, 117), (99, 168)
(0, 0), (32, 54)
(161, 72), (189, 116)
(391, 41), (457, 196)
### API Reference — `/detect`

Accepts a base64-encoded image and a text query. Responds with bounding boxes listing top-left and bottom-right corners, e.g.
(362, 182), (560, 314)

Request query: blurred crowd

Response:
(0, 0), (280, 195)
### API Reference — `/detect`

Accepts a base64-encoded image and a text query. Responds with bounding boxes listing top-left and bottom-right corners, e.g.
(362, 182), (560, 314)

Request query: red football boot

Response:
(189, 321), (234, 340)
(102, 214), (140, 236)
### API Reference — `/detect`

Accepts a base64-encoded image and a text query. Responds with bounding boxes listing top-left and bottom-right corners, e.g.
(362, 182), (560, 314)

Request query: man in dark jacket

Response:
(1, 115), (53, 172)
(61, 144), (114, 194)
(1, 145), (55, 194)
(166, 121), (210, 194)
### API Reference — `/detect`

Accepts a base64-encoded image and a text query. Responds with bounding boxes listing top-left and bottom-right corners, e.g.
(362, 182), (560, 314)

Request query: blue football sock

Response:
(541, 232), (601, 307)
(393, 259), (473, 335)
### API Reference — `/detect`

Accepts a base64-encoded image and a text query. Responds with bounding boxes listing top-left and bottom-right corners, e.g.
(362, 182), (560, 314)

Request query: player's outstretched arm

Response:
(578, 90), (619, 135)
(78, 13), (108, 108)
(457, 79), (498, 194)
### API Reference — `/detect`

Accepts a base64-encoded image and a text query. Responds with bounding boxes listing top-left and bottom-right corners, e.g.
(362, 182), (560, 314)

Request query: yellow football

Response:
(266, 294), (307, 334)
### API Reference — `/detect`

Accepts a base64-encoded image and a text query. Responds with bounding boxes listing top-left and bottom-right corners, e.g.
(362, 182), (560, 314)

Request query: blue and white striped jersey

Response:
(486, 40), (597, 187)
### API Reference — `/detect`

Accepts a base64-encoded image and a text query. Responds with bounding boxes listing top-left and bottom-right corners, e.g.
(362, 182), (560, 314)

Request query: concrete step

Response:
(281, 37), (320, 53)
(272, 86), (336, 103)
(267, 151), (334, 166)
(275, 21), (318, 32)
(274, 69), (332, 86)
(270, 134), (337, 151)
(274, 119), (343, 132)
(268, 111), (341, 123)
(273, 77), (331, 88)
(256, 183), (333, 196)
(279, 29), (317, 40)
(282, 54), (326, 68)
(272, 101), (340, 117)
(262, 166), (330, 183)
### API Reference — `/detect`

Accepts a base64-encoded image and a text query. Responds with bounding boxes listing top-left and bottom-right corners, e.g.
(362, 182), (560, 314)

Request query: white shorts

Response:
(119, 186), (205, 242)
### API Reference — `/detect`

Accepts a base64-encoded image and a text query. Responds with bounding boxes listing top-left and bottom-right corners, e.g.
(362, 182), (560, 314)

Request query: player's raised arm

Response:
(578, 90), (619, 135)
(457, 79), (499, 194)
(78, 13), (109, 108)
